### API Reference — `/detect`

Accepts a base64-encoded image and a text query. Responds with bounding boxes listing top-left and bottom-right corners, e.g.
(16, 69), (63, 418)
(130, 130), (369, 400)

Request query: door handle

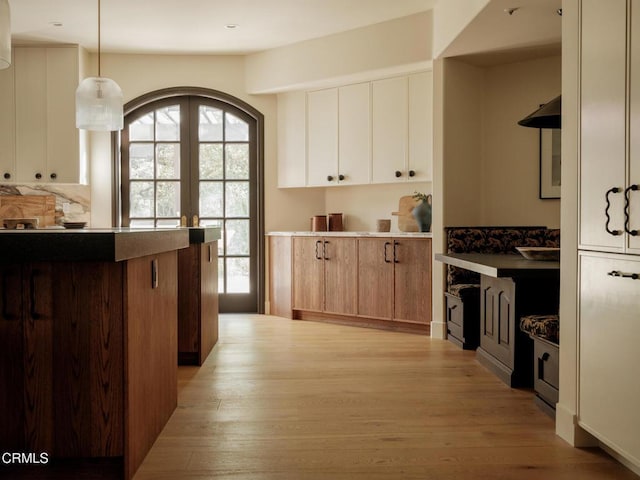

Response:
(323, 241), (330, 260)
(383, 241), (392, 263)
(605, 187), (623, 236)
(624, 184), (639, 236)
(393, 241), (399, 263)
(315, 240), (322, 260)
(29, 270), (41, 320)
(607, 270), (640, 280)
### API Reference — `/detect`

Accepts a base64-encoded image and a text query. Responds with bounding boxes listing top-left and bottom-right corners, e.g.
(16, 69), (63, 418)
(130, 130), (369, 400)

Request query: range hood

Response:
(518, 95), (561, 129)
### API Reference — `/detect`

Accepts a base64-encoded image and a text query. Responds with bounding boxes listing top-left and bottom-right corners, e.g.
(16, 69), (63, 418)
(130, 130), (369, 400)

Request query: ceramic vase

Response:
(412, 195), (432, 232)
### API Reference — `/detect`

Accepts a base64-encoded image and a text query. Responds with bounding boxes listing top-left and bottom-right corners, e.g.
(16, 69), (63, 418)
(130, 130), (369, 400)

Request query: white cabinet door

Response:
(628, 1), (640, 253)
(372, 76), (408, 184)
(14, 46), (80, 184)
(408, 72), (433, 182)
(15, 47), (47, 183)
(307, 88), (338, 187)
(45, 47), (79, 183)
(579, 0), (626, 252)
(0, 57), (15, 182)
(338, 82), (370, 185)
(277, 91), (306, 188)
(579, 251), (640, 465)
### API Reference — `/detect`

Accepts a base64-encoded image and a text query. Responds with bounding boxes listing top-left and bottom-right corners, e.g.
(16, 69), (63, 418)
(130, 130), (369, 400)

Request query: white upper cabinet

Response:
(408, 71), (433, 182)
(276, 71), (433, 189)
(338, 82), (371, 185)
(277, 91), (307, 188)
(307, 88), (339, 187)
(371, 76), (408, 184)
(0, 56), (15, 182)
(7, 46), (81, 184)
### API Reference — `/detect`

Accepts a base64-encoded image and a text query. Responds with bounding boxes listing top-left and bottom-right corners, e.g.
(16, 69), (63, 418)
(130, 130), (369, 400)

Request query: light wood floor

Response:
(134, 315), (638, 480)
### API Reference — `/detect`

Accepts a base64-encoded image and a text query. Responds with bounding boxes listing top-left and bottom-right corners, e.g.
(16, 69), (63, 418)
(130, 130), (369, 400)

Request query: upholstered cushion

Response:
(447, 283), (480, 297)
(519, 314), (559, 344)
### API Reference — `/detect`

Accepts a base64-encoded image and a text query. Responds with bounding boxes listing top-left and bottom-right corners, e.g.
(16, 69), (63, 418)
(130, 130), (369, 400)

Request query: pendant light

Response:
(517, 95), (561, 129)
(0, 0), (10, 70)
(75, 0), (123, 131)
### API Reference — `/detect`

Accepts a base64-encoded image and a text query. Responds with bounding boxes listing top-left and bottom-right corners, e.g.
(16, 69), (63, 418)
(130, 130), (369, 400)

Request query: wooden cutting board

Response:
(392, 195), (419, 232)
(0, 195), (57, 227)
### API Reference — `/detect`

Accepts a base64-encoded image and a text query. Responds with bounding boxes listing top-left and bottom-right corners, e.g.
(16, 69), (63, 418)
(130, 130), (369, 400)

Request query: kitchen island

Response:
(0, 228), (189, 479)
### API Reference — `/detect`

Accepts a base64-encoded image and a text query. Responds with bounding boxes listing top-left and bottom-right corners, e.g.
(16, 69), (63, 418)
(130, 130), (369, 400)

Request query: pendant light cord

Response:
(97, 0), (101, 77)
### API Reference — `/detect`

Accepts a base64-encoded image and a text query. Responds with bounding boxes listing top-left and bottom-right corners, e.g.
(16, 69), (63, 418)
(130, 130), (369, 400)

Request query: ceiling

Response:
(9, 0), (438, 55)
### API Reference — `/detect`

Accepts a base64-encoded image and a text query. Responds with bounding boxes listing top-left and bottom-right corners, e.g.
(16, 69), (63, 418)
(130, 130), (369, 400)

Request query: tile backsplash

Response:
(0, 184), (91, 226)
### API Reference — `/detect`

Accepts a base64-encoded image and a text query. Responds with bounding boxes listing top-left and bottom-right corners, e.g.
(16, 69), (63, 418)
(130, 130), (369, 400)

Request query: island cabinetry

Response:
(292, 236), (357, 315)
(178, 239), (219, 365)
(0, 238), (183, 479)
(358, 237), (431, 324)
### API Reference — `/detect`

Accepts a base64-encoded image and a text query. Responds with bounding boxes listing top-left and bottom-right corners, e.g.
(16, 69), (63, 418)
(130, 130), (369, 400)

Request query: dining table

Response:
(435, 252), (560, 387)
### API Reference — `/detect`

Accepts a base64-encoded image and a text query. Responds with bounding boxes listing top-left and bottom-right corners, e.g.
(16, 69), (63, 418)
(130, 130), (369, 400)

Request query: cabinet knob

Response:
(3, 172), (10, 180)
(395, 170), (402, 178)
(35, 173), (42, 180)
(409, 170), (416, 177)
(327, 175), (334, 182)
(50, 173), (57, 180)
(338, 174), (345, 181)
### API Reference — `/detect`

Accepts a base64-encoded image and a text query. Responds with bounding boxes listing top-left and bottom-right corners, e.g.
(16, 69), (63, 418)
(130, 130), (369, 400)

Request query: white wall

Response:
(432, 0), (489, 59)
(245, 12), (433, 94)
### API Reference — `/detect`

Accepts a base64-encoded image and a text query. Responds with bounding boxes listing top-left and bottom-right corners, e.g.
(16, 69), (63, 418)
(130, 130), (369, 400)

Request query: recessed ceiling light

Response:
(49, 21), (63, 27)
(504, 7), (520, 15)
(225, 24), (239, 29)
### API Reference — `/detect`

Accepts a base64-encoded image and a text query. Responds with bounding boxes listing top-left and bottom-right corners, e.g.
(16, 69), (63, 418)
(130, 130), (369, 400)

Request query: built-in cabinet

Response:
(270, 233), (431, 333)
(277, 71), (433, 188)
(358, 237), (431, 324)
(292, 236), (358, 315)
(0, 46), (82, 184)
(578, 0), (640, 468)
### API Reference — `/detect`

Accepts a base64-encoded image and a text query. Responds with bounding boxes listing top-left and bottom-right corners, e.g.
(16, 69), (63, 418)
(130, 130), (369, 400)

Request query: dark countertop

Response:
(435, 252), (560, 278)
(188, 226), (222, 244)
(0, 228), (190, 263)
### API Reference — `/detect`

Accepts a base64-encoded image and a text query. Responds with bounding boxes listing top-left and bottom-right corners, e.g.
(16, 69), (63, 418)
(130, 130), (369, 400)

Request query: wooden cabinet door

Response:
(372, 76), (408, 184)
(307, 88), (339, 186)
(579, 0), (627, 252)
(0, 264), (24, 451)
(357, 238), (393, 319)
(579, 252), (640, 462)
(200, 242), (219, 364)
(393, 238), (431, 323)
(292, 237), (324, 311)
(338, 83), (371, 185)
(480, 276), (515, 369)
(323, 238), (358, 315)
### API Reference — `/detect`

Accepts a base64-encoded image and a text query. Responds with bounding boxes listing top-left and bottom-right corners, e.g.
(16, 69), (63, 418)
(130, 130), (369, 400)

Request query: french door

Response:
(120, 91), (263, 313)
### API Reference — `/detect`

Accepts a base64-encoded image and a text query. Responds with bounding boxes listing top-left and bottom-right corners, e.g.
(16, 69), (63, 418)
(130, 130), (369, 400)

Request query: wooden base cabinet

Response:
(292, 236), (357, 315)
(357, 237), (431, 325)
(178, 241), (219, 365)
(0, 252), (179, 479)
(268, 234), (431, 334)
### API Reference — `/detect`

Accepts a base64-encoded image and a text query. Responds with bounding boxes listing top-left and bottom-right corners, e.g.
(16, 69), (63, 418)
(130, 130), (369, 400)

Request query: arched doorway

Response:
(117, 87), (264, 313)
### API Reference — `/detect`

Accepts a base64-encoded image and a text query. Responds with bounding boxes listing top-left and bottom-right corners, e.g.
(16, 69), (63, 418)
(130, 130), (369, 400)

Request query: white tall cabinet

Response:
(578, 0), (640, 468)
(0, 46), (82, 184)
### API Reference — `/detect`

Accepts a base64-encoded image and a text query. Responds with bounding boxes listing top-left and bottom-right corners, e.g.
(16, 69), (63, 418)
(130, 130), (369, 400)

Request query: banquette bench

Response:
(444, 226), (560, 350)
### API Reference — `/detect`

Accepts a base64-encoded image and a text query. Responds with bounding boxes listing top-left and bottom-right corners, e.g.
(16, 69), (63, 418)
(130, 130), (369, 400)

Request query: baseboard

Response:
(430, 319), (447, 339)
(555, 402), (598, 447)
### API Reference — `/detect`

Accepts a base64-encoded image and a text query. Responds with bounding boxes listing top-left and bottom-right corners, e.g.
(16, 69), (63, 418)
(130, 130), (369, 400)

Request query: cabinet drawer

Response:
(533, 337), (559, 406)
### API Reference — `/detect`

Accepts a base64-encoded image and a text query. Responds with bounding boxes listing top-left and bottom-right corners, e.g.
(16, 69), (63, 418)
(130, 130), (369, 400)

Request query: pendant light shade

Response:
(0, 0), (11, 70)
(76, 76), (123, 131)
(75, 0), (123, 131)
(518, 95), (562, 129)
